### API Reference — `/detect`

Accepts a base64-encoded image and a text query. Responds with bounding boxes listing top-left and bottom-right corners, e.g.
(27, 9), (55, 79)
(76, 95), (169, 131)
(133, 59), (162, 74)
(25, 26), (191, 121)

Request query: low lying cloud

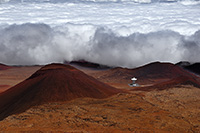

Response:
(0, 23), (200, 68)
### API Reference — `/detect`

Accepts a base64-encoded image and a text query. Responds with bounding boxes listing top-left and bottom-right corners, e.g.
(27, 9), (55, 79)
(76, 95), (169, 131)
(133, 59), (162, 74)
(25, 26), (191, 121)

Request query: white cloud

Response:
(0, 23), (200, 68)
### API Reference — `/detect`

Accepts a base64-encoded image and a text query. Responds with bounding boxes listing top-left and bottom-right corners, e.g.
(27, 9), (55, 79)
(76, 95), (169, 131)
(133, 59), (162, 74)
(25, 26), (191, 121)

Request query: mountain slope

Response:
(0, 63), (120, 120)
(0, 63), (11, 70)
(96, 62), (200, 89)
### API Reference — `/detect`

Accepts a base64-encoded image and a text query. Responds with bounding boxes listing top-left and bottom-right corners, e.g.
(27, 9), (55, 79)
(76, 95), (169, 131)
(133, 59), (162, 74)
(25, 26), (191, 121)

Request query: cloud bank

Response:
(0, 23), (200, 68)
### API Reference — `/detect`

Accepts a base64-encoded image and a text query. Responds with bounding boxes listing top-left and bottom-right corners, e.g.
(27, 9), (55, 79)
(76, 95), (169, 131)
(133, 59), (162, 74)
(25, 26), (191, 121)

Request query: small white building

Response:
(128, 77), (139, 87)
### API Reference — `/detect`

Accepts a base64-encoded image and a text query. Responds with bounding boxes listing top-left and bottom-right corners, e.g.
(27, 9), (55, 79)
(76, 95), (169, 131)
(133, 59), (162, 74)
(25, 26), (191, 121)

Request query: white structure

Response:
(128, 77), (139, 87)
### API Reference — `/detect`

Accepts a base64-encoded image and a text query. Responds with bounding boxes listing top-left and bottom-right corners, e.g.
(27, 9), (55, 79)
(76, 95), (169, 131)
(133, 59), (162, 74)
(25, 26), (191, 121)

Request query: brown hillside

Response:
(0, 63), (11, 70)
(134, 76), (200, 91)
(94, 62), (200, 89)
(184, 63), (200, 75)
(0, 63), (121, 121)
(108, 62), (189, 79)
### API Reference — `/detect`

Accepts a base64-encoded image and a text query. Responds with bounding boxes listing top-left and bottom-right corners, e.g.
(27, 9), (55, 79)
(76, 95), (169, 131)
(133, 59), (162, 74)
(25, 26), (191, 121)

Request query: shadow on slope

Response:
(0, 63), (12, 70)
(0, 63), (121, 121)
(177, 62), (200, 75)
(98, 62), (200, 90)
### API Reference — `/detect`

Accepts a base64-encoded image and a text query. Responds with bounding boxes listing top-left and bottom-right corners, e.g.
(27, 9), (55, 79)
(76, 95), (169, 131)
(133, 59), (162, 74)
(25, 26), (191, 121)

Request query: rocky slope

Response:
(0, 63), (121, 121)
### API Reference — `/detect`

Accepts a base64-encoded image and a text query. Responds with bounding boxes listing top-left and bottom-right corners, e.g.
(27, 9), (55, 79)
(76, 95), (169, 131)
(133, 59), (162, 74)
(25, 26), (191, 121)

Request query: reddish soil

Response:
(82, 62), (200, 90)
(1, 86), (200, 132)
(0, 62), (200, 132)
(106, 62), (192, 80)
(134, 76), (200, 91)
(0, 66), (41, 92)
(0, 63), (121, 121)
(0, 85), (10, 93)
(0, 63), (12, 70)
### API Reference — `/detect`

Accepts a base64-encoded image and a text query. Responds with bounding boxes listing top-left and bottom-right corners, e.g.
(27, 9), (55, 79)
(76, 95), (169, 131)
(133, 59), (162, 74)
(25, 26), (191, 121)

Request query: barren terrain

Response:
(0, 66), (41, 93)
(0, 62), (200, 132)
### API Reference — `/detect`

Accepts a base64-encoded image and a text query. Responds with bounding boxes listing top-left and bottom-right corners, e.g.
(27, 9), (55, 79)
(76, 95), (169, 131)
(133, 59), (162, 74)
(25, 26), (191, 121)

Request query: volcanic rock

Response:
(97, 62), (200, 90)
(182, 63), (200, 75)
(0, 63), (11, 70)
(111, 62), (190, 79)
(0, 63), (120, 120)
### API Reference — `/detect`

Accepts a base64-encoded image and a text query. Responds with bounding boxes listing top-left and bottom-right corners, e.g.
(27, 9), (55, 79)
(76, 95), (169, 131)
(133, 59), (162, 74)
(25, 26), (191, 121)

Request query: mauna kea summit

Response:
(0, 62), (200, 132)
(0, 0), (200, 131)
(0, 63), (121, 121)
